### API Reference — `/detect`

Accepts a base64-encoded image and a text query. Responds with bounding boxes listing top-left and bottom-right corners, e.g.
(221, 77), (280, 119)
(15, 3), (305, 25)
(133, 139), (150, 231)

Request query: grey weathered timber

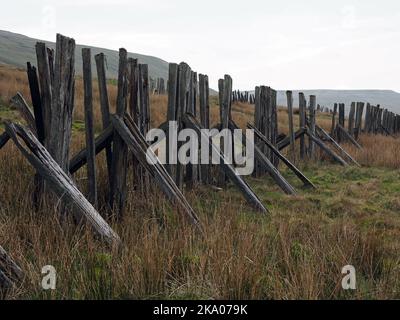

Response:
(336, 124), (362, 149)
(338, 103), (345, 142)
(112, 114), (203, 231)
(278, 127), (307, 151)
(176, 62), (192, 189)
(0, 132), (10, 149)
(308, 95), (316, 158)
(82, 48), (97, 207)
(0, 245), (23, 289)
(69, 125), (113, 174)
(128, 58), (139, 122)
(348, 102), (356, 136)
(35, 42), (53, 148)
(364, 103), (371, 133)
(286, 91), (295, 159)
(270, 89), (279, 167)
(166, 63), (179, 177)
(10, 93), (37, 135)
(331, 103), (338, 137)
(27, 62), (45, 144)
(316, 124), (360, 167)
(218, 75), (233, 187)
(247, 122), (316, 189)
(5, 122), (121, 247)
(110, 48), (129, 218)
(95, 53), (113, 185)
(299, 93), (307, 159)
(305, 129), (348, 167)
(48, 34), (76, 173)
(199, 74), (210, 184)
(183, 114), (268, 213)
(354, 102), (364, 140)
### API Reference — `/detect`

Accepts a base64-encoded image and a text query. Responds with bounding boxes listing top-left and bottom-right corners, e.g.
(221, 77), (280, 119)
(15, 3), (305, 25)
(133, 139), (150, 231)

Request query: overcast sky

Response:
(2, 0), (400, 91)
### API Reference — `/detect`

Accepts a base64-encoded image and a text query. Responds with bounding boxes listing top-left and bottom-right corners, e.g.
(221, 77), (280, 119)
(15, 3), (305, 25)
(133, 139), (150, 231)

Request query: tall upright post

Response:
(199, 74), (210, 184)
(286, 91), (295, 160)
(299, 93), (307, 159)
(308, 95), (316, 158)
(82, 48), (97, 208)
(110, 48), (128, 219)
(348, 102), (356, 136)
(338, 103), (345, 143)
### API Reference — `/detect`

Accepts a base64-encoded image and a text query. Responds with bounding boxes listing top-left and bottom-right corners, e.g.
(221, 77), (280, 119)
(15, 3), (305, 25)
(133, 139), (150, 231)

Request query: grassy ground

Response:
(1, 64), (400, 300)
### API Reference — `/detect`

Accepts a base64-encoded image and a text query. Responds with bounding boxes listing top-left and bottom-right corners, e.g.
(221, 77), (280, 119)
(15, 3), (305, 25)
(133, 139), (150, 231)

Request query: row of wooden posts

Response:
(150, 77), (166, 95)
(0, 32), (396, 291)
(231, 90), (255, 104)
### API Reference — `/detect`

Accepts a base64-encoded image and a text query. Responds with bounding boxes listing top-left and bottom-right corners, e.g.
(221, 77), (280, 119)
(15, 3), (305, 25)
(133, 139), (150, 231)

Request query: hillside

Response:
(275, 90), (400, 114)
(0, 30), (169, 80)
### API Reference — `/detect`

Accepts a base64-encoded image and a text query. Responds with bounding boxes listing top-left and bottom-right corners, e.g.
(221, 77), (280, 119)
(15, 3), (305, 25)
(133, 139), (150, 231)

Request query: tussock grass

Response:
(1, 64), (400, 300)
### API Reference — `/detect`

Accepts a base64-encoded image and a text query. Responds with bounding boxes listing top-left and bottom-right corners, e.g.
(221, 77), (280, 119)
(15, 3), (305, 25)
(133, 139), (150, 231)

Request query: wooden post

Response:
(286, 90), (295, 159)
(48, 34), (76, 173)
(82, 48), (97, 208)
(35, 42), (53, 148)
(338, 103), (345, 142)
(308, 95), (316, 158)
(364, 103), (371, 133)
(270, 89), (279, 167)
(299, 93), (307, 159)
(199, 74), (210, 184)
(110, 48), (128, 218)
(166, 63), (179, 178)
(331, 103), (338, 137)
(348, 102), (356, 136)
(354, 102), (364, 140)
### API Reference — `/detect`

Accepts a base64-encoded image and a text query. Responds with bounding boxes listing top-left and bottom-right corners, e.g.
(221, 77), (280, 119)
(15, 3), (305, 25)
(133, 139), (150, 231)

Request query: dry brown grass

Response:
(1, 64), (400, 300)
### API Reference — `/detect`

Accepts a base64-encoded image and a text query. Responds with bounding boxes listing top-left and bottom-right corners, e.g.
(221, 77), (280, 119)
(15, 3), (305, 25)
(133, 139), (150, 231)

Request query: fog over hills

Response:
(0, 30), (169, 80)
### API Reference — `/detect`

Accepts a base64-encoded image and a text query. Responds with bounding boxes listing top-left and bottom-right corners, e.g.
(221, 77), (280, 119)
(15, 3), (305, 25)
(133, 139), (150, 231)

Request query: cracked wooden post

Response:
(286, 91), (295, 160)
(110, 48), (129, 219)
(48, 34), (75, 173)
(308, 95), (316, 158)
(35, 42), (53, 149)
(354, 102), (364, 140)
(95, 53), (113, 192)
(348, 102), (356, 136)
(338, 103), (345, 143)
(199, 74), (210, 184)
(299, 92), (307, 159)
(82, 48), (98, 208)
(166, 63), (179, 178)
(330, 103), (338, 138)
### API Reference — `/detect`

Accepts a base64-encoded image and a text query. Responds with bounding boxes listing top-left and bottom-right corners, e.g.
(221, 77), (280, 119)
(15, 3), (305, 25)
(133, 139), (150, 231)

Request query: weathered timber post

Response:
(270, 89), (279, 167)
(348, 102), (356, 136)
(186, 71), (198, 187)
(299, 92), (307, 159)
(338, 103), (345, 143)
(364, 103), (371, 133)
(354, 102), (364, 140)
(166, 63), (179, 178)
(286, 91), (295, 160)
(95, 53), (113, 189)
(48, 34), (75, 173)
(82, 48), (97, 208)
(199, 74), (210, 184)
(218, 75), (232, 187)
(35, 42), (53, 148)
(110, 48), (129, 218)
(331, 103), (338, 138)
(308, 95), (316, 158)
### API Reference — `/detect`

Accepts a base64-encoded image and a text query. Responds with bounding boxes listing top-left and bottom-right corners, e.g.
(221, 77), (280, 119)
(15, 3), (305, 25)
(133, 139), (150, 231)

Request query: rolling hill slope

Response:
(0, 30), (169, 80)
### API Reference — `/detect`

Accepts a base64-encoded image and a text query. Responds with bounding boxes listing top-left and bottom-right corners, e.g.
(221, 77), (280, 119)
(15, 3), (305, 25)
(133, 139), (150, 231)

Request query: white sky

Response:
(2, 0), (400, 91)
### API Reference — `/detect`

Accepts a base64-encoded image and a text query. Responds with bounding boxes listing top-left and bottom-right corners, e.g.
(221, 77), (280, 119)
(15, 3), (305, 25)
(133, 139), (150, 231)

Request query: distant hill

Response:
(275, 90), (400, 114)
(0, 30), (169, 80)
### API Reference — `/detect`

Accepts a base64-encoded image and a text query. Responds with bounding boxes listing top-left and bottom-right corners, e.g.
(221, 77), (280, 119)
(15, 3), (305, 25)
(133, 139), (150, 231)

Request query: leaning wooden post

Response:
(95, 53), (113, 187)
(299, 92), (307, 159)
(348, 102), (356, 136)
(286, 90), (295, 160)
(48, 34), (75, 173)
(110, 48), (129, 218)
(82, 48), (97, 208)
(308, 95), (316, 158)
